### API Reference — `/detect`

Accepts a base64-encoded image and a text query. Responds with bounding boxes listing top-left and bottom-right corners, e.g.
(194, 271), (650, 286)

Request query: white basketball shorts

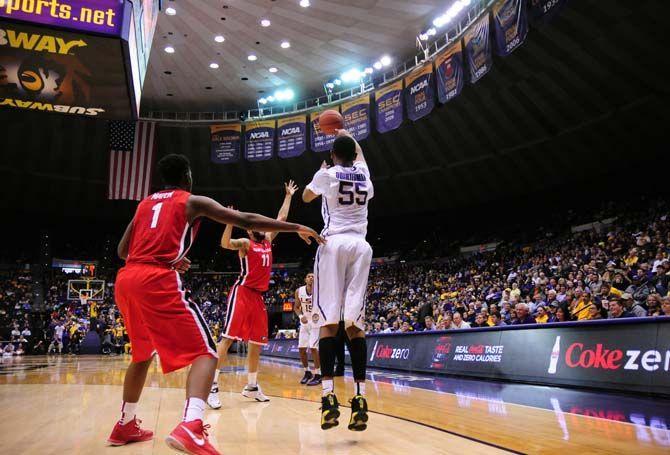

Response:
(312, 234), (372, 330)
(297, 323), (319, 349)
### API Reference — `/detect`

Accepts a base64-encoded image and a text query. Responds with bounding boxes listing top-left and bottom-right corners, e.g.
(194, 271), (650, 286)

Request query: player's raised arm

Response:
(187, 195), (324, 245)
(220, 214), (250, 251)
(303, 161), (329, 203)
(336, 129), (366, 163)
(268, 180), (298, 242)
(117, 220), (134, 260)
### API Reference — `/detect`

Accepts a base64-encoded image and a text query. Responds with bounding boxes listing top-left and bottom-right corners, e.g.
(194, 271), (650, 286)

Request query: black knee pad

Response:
(349, 337), (367, 381)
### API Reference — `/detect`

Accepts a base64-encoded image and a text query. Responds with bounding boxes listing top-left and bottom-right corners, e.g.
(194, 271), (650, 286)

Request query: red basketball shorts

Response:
(115, 264), (217, 373)
(222, 283), (268, 345)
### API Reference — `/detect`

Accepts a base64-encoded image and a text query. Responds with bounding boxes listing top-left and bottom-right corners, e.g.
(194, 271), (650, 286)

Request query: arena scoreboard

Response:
(0, 0), (160, 119)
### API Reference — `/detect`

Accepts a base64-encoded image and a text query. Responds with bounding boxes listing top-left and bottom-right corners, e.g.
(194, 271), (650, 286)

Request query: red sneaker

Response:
(107, 418), (154, 446)
(165, 420), (220, 455)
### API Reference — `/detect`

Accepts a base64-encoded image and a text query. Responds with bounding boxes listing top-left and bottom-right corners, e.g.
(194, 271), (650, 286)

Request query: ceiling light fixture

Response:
(341, 68), (362, 83)
(300, 0), (310, 7)
(214, 35), (225, 43)
(209, 63), (219, 69)
(268, 67), (278, 73)
(260, 19), (271, 27)
(164, 46), (175, 53)
(373, 61), (382, 70)
(380, 55), (392, 66)
(165, 7), (176, 15)
(280, 41), (290, 49)
(364, 67), (373, 75)
(248, 54), (258, 61)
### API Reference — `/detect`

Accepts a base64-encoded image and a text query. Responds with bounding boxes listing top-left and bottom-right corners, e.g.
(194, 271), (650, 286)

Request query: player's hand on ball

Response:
(174, 257), (191, 274)
(297, 225), (326, 245)
(285, 180), (298, 196)
(301, 316), (308, 324)
(335, 129), (352, 138)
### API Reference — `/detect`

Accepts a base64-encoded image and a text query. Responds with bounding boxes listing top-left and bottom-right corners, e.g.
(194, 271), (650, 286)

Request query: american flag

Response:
(108, 121), (156, 200)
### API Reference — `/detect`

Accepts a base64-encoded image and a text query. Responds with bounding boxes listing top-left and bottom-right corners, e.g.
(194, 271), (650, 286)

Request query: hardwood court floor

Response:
(0, 355), (665, 454)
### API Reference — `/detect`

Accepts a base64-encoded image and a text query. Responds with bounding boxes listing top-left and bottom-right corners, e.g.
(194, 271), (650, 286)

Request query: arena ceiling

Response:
(141, 0), (445, 112)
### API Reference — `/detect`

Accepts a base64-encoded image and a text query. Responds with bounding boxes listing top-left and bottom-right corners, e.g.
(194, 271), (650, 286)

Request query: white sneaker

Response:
(242, 384), (270, 402)
(207, 386), (221, 409)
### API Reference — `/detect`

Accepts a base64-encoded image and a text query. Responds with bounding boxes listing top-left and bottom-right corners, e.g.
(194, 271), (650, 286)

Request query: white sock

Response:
(310, 368), (315, 374)
(248, 371), (257, 386)
(120, 401), (137, 425)
(305, 368), (310, 373)
(315, 368), (321, 375)
(183, 397), (206, 422)
(356, 382), (366, 396)
(322, 379), (334, 396)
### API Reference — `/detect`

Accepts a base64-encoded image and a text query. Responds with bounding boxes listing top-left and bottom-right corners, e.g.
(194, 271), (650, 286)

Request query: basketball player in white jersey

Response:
(303, 129), (373, 431)
(294, 273), (322, 386)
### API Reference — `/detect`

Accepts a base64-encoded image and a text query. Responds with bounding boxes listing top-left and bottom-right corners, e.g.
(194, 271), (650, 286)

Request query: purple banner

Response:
(277, 115), (306, 158)
(374, 80), (403, 133)
(404, 63), (435, 122)
(341, 94), (370, 142)
(464, 15), (492, 84)
(492, 0), (528, 56)
(310, 109), (337, 153)
(435, 42), (464, 104)
(245, 120), (274, 161)
(210, 124), (241, 164)
(530, 0), (568, 24)
(0, 0), (128, 37)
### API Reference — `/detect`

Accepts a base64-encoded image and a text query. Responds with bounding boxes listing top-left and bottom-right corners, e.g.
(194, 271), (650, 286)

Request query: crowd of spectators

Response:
(1, 198), (669, 356)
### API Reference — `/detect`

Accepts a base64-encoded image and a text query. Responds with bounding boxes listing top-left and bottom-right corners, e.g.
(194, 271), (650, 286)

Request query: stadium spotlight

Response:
(248, 54), (258, 61)
(380, 55), (392, 66)
(364, 67), (373, 75)
(267, 96), (275, 102)
(214, 35), (225, 43)
(373, 61), (382, 70)
(281, 41), (291, 49)
(165, 7), (176, 15)
(164, 46), (175, 53)
(209, 63), (219, 69)
(326, 82), (335, 89)
(333, 79), (342, 86)
(261, 19), (271, 27)
(427, 27), (437, 36)
(258, 98), (268, 105)
(300, 0), (310, 7)
(341, 68), (362, 83)
(269, 67), (278, 73)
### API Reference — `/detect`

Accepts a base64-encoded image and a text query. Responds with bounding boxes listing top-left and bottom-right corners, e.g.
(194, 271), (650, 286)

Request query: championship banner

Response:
(245, 119), (275, 161)
(492, 0), (528, 57)
(463, 15), (492, 84)
(277, 115), (307, 158)
(341, 94), (370, 141)
(210, 124), (241, 164)
(0, 0), (129, 37)
(310, 108), (338, 153)
(0, 20), (131, 118)
(404, 62), (435, 121)
(435, 42), (464, 104)
(375, 80), (403, 133)
(529, 0), (568, 24)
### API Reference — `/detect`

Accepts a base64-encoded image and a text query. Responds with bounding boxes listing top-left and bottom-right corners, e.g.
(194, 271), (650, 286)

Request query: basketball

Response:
(319, 110), (344, 135)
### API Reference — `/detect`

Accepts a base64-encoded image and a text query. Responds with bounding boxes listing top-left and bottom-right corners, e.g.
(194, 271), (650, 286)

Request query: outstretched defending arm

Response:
(186, 195), (324, 245)
(268, 180), (298, 242)
(220, 212), (250, 252)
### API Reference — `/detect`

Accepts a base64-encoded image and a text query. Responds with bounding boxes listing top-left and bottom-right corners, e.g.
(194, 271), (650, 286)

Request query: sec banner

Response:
(341, 94), (370, 141)
(404, 63), (435, 121)
(492, 0), (528, 57)
(277, 115), (307, 158)
(245, 119), (275, 161)
(310, 108), (338, 153)
(210, 124), (241, 164)
(435, 42), (464, 104)
(463, 15), (492, 84)
(374, 80), (403, 133)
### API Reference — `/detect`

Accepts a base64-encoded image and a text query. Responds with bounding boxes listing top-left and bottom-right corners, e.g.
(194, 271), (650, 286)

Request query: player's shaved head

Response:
(331, 136), (357, 164)
(157, 154), (192, 190)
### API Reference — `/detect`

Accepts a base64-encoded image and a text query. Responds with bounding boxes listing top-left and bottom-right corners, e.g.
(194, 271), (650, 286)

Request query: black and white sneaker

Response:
(306, 374), (322, 386)
(242, 384), (270, 402)
(300, 371), (313, 385)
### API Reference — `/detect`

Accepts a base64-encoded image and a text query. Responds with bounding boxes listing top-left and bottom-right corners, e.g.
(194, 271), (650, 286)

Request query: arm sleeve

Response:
(306, 169), (332, 196)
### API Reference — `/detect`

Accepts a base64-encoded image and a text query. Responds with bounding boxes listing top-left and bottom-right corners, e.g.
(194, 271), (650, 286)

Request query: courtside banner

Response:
(529, 0), (568, 24)
(404, 62), (435, 121)
(277, 115), (306, 158)
(374, 80), (403, 133)
(435, 42), (464, 104)
(310, 108), (338, 153)
(0, 0), (128, 37)
(464, 15), (492, 84)
(245, 119), (275, 161)
(210, 124), (241, 164)
(341, 94), (370, 142)
(492, 0), (528, 57)
(262, 318), (670, 396)
(0, 20), (130, 118)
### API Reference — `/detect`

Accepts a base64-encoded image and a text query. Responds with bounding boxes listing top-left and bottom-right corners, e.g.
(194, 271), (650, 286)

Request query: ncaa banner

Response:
(374, 80), (403, 133)
(310, 108), (338, 153)
(245, 119), (275, 161)
(435, 42), (465, 104)
(210, 124), (241, 164)
(463, 15), (492, 84)
(277, 115), (307, 158)
(492, 0), (528, 56)
(341, 94), (371, 142)
(404, 63), (435, 121)
(530, 0), (568, 24)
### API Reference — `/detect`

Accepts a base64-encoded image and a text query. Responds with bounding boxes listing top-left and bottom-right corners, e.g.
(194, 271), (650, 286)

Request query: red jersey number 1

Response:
(150, 202), (163, 229)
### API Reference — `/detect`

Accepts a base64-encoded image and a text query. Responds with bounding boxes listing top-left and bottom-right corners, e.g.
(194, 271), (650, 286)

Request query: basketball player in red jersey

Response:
(106, 155), (323, 455)
(207, 181), (298, 409)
